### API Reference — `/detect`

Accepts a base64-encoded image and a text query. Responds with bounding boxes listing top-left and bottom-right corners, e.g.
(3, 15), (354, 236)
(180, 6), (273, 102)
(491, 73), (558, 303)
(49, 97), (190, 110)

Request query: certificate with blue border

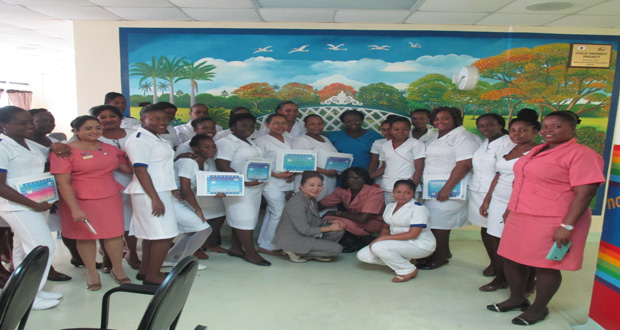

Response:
(276, 150), (317, 173)
(8, 173), (59, 203)
(244, 159), (271, 182)
(319, 151), (353, 173)
(196, 172), (245, 196)
(423, 176), (466, 200)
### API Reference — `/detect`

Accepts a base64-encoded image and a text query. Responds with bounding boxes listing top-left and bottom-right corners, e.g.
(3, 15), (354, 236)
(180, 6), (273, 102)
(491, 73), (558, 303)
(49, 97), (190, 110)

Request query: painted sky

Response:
(122, 28), (617, 97)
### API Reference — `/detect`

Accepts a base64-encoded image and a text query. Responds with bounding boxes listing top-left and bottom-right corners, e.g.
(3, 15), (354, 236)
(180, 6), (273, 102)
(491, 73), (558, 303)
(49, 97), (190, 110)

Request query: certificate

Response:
(423, 176), (466, 200)
(319, 151), (353, 173)
(196, 172), (245, 196)
(8, 173), (59, 203)
(276, 150), (317, 172)
(244, 159), (271, 182)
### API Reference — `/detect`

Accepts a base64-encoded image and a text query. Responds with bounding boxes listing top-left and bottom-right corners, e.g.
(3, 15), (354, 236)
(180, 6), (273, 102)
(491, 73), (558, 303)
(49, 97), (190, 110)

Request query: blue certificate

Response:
(276, 150), (317, 173)
(324, 155), (353, 173)
(244, 159), (271, 182)
(423, 176), (466, 200)
(196, 172), (245, 196)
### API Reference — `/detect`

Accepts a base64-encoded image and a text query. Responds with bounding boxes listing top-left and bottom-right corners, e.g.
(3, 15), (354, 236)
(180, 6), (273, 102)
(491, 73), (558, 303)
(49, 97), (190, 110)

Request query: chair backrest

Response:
(0, 246), (49, 330)
(138, 256), (199, 330)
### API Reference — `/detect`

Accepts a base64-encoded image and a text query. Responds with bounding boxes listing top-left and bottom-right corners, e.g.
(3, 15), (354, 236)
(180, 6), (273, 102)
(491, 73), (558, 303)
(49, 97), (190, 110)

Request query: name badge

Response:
(82, 155), (94, 160)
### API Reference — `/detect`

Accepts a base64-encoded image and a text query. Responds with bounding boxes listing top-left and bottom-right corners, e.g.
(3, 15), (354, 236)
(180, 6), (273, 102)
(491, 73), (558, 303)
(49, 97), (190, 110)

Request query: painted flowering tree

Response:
(276, 82), (318, 104)
(233, 82), (276, 110)
(318, 83), (357, 102)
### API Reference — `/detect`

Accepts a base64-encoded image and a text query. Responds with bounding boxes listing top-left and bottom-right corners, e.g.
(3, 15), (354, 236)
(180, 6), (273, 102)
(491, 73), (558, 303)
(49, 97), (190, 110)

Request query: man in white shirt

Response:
(175, 103), (222, 143)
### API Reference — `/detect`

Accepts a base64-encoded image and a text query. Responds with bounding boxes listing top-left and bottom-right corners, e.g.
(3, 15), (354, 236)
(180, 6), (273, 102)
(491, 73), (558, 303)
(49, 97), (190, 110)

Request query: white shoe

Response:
(161, 261), (176, 267)
(197, 263), (207, 271)
(283, 250), (307, 263)
(37, 291), (63, 300)
(32, 297), (60, 310)
(311, 256), (332, 262)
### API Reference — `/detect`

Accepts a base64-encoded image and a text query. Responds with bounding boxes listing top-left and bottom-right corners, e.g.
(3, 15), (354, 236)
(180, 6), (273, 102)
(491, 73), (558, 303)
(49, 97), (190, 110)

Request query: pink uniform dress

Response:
(320, 184), (385, 236)
(498, 139), (605, 271)
(50, 143), (127, 240)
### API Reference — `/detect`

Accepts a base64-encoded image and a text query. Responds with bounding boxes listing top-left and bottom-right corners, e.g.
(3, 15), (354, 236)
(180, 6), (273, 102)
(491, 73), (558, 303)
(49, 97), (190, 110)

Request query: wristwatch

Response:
(560, 223), (574, 230)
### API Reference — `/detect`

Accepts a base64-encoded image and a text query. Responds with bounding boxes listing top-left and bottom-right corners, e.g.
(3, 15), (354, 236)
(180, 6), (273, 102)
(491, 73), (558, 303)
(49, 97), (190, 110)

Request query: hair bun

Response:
(516, 108), (538, 122)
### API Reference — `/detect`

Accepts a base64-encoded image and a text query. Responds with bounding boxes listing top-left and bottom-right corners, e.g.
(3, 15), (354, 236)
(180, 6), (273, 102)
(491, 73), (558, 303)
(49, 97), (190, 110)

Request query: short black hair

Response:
(339, 110), (365, 122)
(393, 179), (416, 192)
(155, 102), (177, 111)
(303, 114), (322, 124)
(430, 107), (463, 127)
(300, 170), (323, 185)
(0, 106), (26, 123)
(140, 104), (166, 117)
(70, 115), (99, 131)
(476, 113), (508, 134)
(104, 92), (124, 104)
(230, 106), (250, 117)
(544, 110), (581, 127)
(510, 108), (541, 131)
(28, 108), (49, 116)
(390, 116), (411, 127)
(339, 167), (373, 189)
(229, 112), (256, 127)
(90, 105), (124, 119)
(265, 113), (286, 124)
(189, 134), (213, 147)
(191, 116), (216, 128)
(275, 101), (297, 112)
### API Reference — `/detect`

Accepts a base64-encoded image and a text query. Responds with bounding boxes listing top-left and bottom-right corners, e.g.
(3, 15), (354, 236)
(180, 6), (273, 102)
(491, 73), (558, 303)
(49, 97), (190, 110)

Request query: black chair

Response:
(65, 256), (205, 330)
(0, 245), (50, 330)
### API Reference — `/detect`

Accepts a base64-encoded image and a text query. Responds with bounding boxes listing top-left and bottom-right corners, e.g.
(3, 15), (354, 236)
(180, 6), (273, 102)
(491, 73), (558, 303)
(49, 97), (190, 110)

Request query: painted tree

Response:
(179, 60), (216, 106)
(139, 81), (152, 97)
(271, 83), (280, 92)
(357, 82), (409, 113)
(232, 83), (276, 110)
(276, 82), (317, 104)
(157, 81), (169, 94)
(318, 83), (357, 102)
(473, 43), (616, 118)
(158, 56), (186, 105)
(130, 56), (164, 103)
(406, 74), (454, 109)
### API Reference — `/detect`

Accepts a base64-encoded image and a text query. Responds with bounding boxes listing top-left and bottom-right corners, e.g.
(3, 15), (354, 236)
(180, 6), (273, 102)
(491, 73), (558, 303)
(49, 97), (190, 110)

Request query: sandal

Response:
(87, 275), (102, 291)
(392, 269), (418, 283)
(487, 300), (531, 313)
(283, 250), (307, 263)
(512, 308), (549, 326)
(110, 270), (131, 285)
(124, 254), (141, 270)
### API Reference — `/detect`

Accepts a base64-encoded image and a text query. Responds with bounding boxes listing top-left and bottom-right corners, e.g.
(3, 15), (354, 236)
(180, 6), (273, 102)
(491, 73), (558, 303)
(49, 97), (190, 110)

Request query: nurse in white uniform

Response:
(292, 115), (339, 201)
(377, 117), (425, 205)
(468, 113), (513, 277)
(478, 109), (540, 292)
(216, 113), (270, 266)
(255, 114), (295, 255)
(174, 104), (223, 144)
(410, 109), (439, 147)
(420, 107), (480, 270)
(0, 106), (61, 310)
(213, 106), (260, 142)
(124, 105), (179, 285)
(357, 180), (436, 283)
(368, 120), (392, 187)
(257, 101), (306, 139)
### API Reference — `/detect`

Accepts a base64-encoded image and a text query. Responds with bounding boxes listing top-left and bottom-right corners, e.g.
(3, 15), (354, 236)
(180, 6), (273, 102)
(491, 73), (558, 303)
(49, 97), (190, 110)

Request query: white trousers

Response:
(0, 210), (54, 291)
(258, 190), (287, 250)
(357, 240), (433, 275)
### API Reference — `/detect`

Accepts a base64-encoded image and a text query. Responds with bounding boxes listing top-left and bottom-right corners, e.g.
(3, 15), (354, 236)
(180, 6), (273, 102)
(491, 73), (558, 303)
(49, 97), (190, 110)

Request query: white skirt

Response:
(487, 182), (512, 238)
(424, 198), (469, 230)
(121, 192), (133, 231)
(172, 199), (211, 233)
(197, 196), (226, 219)
(129, 192), (179, 240)
(467, 189), (488, 227)
(47, 211), (61, 232)
(222, 185), (263, 230)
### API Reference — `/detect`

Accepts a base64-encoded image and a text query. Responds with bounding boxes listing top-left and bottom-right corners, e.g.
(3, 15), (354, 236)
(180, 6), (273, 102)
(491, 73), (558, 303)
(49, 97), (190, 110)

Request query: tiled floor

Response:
(25, 232), (600, 330)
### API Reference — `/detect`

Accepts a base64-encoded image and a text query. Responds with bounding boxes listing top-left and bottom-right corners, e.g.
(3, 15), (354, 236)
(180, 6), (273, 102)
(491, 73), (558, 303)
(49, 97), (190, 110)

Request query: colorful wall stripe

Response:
(589, 144), (620, 329)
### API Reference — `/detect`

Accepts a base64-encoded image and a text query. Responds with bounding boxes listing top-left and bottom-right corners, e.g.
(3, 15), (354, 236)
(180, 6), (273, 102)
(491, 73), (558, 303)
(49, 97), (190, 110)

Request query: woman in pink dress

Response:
(487, 111), (605, 326)
(51, 115), (133, 291)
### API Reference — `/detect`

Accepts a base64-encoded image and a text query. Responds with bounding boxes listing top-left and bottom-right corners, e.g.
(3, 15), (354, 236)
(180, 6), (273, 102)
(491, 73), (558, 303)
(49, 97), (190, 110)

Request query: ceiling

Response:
(1, 0), (620, 80)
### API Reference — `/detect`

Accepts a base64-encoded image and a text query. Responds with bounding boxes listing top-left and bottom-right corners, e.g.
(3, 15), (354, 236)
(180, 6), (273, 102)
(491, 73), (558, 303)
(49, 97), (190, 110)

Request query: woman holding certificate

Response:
(0, 106), (60, 310)
(419, 107), (480, 270)
(273, 171), (345, 262)
(215, 113), (270, 266)
(255, 114), (295, 256)
(487, 111), (604, 326)
(329, 110), (382, 170)
(51, 115), (133, 290)
(292, 115), (339, 200)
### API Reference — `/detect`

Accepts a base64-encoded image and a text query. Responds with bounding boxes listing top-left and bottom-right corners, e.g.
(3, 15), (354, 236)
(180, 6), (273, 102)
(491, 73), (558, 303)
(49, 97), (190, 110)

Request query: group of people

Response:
(0, 93), (605, 327)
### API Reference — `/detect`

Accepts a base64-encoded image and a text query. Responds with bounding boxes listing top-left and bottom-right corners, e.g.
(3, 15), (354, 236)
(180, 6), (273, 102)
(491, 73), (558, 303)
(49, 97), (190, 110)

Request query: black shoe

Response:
(512, 308), (549, 326)
(342, 240), (367, 253)
(136, 273), (145, 281)
(487, 300), (531, 313)
(243, 257), (271, 266)
(227, 250), (244, 259)
(71, 258), (102, 269)
(142, 279), (161, 286)
(418, 259), (448, 270)
(48, 271), (72, 281)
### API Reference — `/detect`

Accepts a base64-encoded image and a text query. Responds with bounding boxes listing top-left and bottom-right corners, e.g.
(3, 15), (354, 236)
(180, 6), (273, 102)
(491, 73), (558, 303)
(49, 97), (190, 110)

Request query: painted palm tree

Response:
(271, 83), (280, 92)
(158, 56), (186, 105)
(130, 56), (164, 103)
(139, 81), (152, 97)
(158, 81), (169, 94)
(178, 60), (216, 106)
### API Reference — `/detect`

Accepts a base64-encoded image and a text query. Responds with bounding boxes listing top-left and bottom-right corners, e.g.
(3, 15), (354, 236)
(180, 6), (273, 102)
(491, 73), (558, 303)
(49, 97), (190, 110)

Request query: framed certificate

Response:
(8, 173), (59, 203)
(276, 150), (317, 172)
(423, 176), (466, 200)
(244, 158), (271, 182)
(196, 171), (245, 196)
(319, 151), (353, 173)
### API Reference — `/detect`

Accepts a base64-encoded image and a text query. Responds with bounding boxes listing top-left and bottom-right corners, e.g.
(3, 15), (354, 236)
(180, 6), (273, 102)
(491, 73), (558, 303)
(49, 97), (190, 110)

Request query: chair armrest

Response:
(101, 284), (158, 329)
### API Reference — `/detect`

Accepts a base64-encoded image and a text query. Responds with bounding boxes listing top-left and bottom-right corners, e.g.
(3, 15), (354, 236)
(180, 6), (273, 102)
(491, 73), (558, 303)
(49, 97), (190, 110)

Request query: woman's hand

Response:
(502, 209), (510, 223)
(553, 227), (572, 247)
(328, 219), (345, 232)
(171, 189), (183, 201)
(245, 179), (263, 187)
(436, 186), (451, 201)
(51, 142), (72, 159)
(71, 207), (87, 222)
(215, 192), (227, 198)
(32, 201), (53, 212)
(195, 209), (207, 223)
(151, 198), (165, 217)
(479, 201), (490, 217)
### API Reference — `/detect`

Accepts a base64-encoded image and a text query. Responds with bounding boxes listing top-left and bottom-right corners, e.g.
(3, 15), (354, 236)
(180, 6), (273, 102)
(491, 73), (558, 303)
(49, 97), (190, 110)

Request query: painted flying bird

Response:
(254, 46), (273, 53)
(289, 45), (310, 53)
(409, 42), (422, 48)
(369, 45), (390, 50)
(327, 44), (347, 50)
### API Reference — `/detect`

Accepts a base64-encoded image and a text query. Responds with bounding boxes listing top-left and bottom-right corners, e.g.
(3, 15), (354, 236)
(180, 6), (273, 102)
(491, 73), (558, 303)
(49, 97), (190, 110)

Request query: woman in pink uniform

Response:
(487, 111), (605, 326)
(51, 115), (133, 291)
